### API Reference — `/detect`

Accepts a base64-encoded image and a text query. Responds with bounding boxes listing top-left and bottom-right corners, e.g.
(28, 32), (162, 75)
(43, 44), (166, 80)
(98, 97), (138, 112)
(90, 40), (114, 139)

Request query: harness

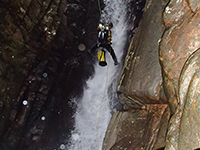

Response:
(97, 25), (109, 43)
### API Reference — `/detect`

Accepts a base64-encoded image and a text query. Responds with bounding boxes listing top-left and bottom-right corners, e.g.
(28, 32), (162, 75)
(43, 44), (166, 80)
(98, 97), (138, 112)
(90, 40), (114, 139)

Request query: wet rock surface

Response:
(2, 0), (200, 149)
(117, 0), (168, 107)
(103, 104), (169, 150)
(103, 0), (170, 149)
(0, 0), (100, 149)
(104, 0), (200, 149)
(160, 0), (200, 149)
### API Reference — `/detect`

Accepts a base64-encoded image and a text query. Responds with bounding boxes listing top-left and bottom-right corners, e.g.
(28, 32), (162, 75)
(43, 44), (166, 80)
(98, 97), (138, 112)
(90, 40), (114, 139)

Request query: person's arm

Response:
(107, 30), (112, 44)
(97, 23), (103, 30)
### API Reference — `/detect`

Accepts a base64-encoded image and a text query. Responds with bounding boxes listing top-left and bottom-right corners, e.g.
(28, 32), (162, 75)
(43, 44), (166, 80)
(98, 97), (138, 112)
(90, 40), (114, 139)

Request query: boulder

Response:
(103, 104), (169, 150)
(117, 0), (168, 108)
(104, 0), (200, 149)
(160, 0), (200, 149)
(103, 0), (170, 149)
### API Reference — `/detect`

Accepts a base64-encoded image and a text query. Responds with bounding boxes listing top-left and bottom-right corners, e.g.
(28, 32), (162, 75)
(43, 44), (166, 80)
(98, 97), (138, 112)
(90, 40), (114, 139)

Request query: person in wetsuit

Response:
(90, 22), (119, 65)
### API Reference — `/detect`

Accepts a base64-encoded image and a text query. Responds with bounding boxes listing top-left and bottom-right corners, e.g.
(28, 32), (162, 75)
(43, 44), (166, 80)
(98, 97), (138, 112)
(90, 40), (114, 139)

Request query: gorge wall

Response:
(103, 0), (200, 150)
(0, 0), (99, 149)
(1, 0), (200, 150)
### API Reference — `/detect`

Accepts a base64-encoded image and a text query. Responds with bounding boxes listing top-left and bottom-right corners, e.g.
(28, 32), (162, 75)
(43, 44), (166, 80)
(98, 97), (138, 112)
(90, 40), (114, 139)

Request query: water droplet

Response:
(22, 100), (28, 105)
(43, 73), (48, 78)
(72, 133), (79, 141)
(41, 116), (45, 120)
(78, 44), (86, 51)
(60, 144), (65, 149)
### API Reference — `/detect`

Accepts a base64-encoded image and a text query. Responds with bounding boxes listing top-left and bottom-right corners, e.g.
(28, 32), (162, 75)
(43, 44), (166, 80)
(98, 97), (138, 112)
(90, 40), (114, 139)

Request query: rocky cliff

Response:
(103, 0), (200, 149)
(0, 0), (99, 149)
(1, 0), (200, 149)
(103, 0), (170, 149)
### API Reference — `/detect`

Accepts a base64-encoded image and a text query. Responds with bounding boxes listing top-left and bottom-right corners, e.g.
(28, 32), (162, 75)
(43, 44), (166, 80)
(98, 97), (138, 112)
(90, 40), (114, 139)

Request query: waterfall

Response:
(67, 0), (128, 149)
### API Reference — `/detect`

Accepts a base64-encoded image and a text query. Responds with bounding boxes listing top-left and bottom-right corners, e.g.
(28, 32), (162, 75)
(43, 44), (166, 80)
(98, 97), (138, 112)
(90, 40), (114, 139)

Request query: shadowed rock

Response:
(0, 0), (98, 149)
(104, 0), (200, 149)
(103, 0), (170, 149)
(160, 0), (200, 149)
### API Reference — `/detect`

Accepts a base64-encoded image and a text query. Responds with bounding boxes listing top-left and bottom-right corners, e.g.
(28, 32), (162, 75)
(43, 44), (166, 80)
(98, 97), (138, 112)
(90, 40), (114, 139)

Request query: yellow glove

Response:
(107, 37), (112, 43)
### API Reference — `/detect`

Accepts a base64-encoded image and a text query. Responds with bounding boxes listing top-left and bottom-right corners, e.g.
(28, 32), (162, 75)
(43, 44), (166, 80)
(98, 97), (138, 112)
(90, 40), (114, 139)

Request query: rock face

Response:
(103, 0), (170, 149)
(103, 105), (169, 150)
(2, 0), (200, 149)
(103, 0), (200, 149)
(160, 0), (200, 149)
(117, 0), (168, 107)
(0, 0), (100, 149)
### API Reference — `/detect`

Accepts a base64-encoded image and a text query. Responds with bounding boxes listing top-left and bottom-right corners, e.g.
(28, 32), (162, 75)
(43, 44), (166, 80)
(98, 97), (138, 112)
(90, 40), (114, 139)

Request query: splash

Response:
(67, 0), (128, 149)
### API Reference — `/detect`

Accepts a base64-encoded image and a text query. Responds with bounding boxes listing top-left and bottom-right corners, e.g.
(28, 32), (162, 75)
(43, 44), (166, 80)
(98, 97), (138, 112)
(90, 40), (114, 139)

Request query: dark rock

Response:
(103, 104), (170, 150)
(117, 0), (168, 108)
(103, 0), (170, 149)
(104, 0), (200, 149)
(0, 0), (98, 149)
(160, 0), (200, 148)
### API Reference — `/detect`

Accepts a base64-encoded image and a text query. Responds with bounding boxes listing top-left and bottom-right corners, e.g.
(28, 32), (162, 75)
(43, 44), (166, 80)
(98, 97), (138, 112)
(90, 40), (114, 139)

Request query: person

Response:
(89, 22), (119, 65)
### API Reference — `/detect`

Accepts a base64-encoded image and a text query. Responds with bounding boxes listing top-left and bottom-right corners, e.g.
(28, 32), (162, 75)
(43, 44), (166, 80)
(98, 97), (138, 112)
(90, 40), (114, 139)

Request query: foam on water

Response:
(67, 0), (128, 149)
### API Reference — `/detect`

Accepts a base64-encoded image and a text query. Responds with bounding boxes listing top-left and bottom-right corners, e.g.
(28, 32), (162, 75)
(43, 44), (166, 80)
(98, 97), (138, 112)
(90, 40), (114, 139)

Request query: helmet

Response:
(108, 22), (113, 28)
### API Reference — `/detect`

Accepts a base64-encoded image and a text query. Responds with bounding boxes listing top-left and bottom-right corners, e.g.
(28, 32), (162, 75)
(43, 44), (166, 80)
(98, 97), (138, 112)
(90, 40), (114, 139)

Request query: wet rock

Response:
(160, 0), (200, 149)
(160, 0), (194, 114)
(117, 0), (168, 108)
(106, 0), (200, 149)
(0, 0), (98, 149)
(103, 104), (170, 150)
(104, 0), (170, 149)
(165, 49), (200, 150)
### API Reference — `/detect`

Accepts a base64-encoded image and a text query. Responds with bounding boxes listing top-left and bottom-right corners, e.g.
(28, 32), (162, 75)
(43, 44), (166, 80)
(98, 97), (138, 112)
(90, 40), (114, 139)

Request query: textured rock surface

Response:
(117, 0), (168, 108)
(103, 104), (169, 150)
(103, 0), (170, 149)
(160, 0), (200, 114)
(104, 0), (200, 149)
(164, 48), (200, 150)
(0, 0), (99, 149)
(2, 0), (200, 149)
(160, 0), (200, 149)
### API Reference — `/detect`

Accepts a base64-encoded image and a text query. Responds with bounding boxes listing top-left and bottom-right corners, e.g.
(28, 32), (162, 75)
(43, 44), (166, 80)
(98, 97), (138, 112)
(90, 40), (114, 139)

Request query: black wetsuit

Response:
(90, 24), (118, 64)
(91, 43), (118, 64)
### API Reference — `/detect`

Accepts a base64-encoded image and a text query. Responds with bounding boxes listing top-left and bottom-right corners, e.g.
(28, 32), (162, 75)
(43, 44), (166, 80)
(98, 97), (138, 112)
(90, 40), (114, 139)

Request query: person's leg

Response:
(105, 44), (118, 65)
(89, 44), (98, 53)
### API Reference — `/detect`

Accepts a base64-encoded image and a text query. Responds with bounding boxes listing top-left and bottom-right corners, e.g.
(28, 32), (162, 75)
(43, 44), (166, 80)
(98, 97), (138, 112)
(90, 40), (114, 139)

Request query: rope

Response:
(95, 48), (111, 150)
(97, 0), (102, 21)
(95, 1), (112, 148)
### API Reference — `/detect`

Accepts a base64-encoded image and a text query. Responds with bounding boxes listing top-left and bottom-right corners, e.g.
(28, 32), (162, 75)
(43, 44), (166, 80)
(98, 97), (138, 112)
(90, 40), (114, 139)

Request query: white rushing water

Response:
(67, 0), (128, 149)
